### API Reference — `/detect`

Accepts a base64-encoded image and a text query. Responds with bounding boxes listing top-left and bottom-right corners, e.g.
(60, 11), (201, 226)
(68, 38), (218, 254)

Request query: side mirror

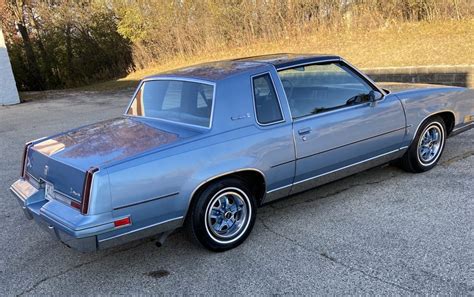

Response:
(368, 90), (383, 106)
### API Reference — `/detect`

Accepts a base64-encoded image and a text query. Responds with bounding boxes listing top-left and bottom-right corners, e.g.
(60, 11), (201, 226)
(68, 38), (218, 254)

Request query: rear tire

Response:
(185, 178), (256, 252)
(399, 116), (446, 173)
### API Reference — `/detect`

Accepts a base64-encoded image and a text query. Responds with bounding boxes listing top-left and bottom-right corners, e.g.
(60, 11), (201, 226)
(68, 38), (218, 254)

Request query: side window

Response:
(252, 74), (284, 125)
(278, 62), (374, 119)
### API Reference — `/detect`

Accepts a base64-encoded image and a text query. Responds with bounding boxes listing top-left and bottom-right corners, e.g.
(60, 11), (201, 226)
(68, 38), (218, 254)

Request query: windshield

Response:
(126, 80), (214, 128)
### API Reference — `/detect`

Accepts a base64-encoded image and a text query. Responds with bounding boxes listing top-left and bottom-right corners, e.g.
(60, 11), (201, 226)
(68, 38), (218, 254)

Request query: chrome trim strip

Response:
(53, 189), (79, 202)
(294, 147), (407, 186)
(263, 186), (291, 204)
(114, 192), (179, 210)
(275, 58), (340, 71)
(250, 71), (286, 126)
(125, 114), (211, 130)
(142, 76), (215, 85)
(452, 122), (473, 133)
(264, 146), (409, 198)
(450, 122), (473, 136)
(30, 136), (48, 143)
(451, 123), (474, 133)
(293, 102), (370, 122)
(267, 184), (292, 194)
(123, 77), (217, 129)
(124, 81), (143, 118)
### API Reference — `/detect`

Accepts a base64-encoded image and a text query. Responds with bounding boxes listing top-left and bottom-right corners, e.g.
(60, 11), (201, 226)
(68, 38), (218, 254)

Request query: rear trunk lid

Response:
(25, 117), (187, 201)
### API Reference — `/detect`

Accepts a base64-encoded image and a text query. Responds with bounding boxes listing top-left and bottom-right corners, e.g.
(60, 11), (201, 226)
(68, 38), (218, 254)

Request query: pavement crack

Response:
(440, 150), (474, 166)
(17, 240), (149, 296)
(419, 269), (469, 290)
(318, 250), (419, 294)
(259, 218), (311, 252)
(258, 217), (419, 294)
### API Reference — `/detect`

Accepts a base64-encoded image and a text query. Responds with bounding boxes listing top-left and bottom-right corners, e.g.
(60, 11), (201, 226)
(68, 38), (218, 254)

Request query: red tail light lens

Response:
(114, 217), (131, 228)
(21, 142), (33, 178)
(70, 200), (82, 210)
(81, 167), (99, 214)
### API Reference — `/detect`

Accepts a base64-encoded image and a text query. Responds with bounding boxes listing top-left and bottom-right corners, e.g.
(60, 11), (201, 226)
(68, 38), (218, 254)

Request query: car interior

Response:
(132, 80), (214, 127)
(279, 63), (373, 118)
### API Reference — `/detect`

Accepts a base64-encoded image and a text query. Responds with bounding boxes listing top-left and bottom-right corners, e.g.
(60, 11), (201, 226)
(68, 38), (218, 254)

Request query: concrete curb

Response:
(362, 65), (474, 88)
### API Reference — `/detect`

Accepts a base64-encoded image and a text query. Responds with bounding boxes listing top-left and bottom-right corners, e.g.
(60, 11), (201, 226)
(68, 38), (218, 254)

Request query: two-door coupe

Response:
(11, 54), (473, 252)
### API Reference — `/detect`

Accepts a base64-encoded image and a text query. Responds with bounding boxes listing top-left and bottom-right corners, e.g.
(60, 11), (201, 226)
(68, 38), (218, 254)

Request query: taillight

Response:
(81, 167), (99, 214)
(21, 142), (33, 178)
(70, 200), (82, 210)
(114, 217), (131, 228)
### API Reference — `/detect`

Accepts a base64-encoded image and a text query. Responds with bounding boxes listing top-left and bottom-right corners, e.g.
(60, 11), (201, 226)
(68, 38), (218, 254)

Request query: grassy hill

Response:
(80, 19), (474, 91)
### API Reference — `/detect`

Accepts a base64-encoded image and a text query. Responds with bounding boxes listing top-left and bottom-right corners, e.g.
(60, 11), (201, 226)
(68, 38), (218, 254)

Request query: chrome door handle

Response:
(298, 127), (312, 135)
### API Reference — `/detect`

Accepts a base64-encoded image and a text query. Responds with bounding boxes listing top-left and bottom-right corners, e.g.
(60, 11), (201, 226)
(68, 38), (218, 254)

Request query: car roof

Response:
(233, 53), (340, 68)
(145, 53), (341, 82)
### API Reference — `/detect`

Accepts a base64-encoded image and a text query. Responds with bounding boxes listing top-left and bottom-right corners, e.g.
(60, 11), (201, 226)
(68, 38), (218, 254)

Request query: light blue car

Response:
(11, 54), (474, 252)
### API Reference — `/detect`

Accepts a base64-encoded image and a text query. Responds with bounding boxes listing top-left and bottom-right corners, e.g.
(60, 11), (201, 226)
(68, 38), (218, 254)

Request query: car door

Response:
(277, 61), (406, 194)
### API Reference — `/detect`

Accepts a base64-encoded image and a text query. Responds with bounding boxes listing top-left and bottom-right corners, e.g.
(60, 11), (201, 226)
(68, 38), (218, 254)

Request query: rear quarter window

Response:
(252, 74), (284, 125)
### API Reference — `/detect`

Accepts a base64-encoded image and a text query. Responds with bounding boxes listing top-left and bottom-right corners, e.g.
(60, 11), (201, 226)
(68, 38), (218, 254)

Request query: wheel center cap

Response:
(224, 211), (232, 219)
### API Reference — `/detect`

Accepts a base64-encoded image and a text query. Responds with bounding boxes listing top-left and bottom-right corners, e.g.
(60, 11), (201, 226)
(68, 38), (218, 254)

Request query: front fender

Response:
(395, 87), (473, 145)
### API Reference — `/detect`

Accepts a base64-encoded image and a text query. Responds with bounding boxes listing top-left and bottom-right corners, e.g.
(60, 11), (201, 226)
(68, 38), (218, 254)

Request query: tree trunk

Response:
(17, 21), (44, 90)
(30, 8), (56, 88)
(65, 23), (73, 81)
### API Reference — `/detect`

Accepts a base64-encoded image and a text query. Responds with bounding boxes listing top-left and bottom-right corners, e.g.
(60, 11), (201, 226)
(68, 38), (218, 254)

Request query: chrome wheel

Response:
(417, 123), (444, 166)
(205, 187), (251, 244)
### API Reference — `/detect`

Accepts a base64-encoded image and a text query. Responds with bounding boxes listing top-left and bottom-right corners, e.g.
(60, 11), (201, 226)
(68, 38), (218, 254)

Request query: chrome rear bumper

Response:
(10, 179), (98, 252)
(11, 178), (182, 252)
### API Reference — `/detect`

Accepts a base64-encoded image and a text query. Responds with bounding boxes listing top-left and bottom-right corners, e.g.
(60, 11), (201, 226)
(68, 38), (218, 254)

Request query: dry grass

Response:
(81, 19), (473, 91)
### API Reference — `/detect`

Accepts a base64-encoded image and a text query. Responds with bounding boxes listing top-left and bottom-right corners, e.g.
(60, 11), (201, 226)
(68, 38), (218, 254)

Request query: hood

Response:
(31, 117), (184, 171)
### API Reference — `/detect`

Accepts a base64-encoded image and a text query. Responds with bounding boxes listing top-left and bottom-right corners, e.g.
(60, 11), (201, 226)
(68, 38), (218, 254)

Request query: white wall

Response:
(0, 28), (20, 105)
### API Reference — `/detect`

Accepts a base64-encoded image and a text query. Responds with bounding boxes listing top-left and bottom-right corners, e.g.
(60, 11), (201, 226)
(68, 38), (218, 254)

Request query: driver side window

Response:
(278, 62), (373, 119)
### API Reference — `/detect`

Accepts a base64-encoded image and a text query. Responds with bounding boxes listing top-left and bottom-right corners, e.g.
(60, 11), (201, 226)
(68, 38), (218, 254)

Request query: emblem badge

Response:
(70, 188), (81, 198)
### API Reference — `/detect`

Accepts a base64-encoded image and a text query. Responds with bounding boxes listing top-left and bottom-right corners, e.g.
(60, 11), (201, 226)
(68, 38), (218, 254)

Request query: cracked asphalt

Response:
(0, 84), (473, 295)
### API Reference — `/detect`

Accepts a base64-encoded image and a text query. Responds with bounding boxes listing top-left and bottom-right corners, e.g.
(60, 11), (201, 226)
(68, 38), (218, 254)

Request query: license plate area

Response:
(45, 182), (55, 201)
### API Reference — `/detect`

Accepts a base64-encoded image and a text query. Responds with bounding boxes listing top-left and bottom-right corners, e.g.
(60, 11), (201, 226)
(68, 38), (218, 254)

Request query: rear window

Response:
(127, 80), (214, 128)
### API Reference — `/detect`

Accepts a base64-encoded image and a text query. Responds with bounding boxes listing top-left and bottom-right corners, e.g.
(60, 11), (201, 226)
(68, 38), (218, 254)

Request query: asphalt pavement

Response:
(0, 85), (472, 295)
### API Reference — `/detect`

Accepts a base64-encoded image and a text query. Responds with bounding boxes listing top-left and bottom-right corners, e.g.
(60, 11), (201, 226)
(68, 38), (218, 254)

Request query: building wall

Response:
(0, 28), (20, 105)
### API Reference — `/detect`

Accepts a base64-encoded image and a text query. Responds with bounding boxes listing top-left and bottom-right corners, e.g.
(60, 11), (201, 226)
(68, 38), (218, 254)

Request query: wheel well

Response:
(435, 112), (455, 135)
(233, 171), (266, 205)
(189, 170), (267, 213)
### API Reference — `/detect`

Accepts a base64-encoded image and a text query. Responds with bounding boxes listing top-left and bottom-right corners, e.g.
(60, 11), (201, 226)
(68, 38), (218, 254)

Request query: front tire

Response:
(399, 116), (446, 173)
(185, 178), (256, 252)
